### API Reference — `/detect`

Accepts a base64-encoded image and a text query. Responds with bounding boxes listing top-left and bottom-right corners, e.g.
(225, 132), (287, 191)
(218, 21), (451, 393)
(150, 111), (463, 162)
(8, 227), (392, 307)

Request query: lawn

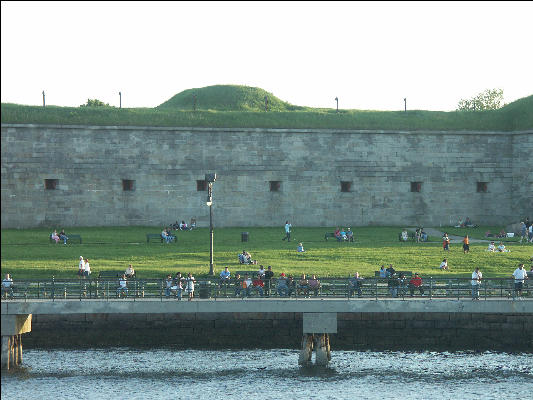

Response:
(1, 226), (531, 280)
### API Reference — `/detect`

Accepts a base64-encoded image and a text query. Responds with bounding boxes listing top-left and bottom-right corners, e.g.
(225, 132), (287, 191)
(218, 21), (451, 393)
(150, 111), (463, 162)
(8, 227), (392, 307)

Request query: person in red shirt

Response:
(252, 274), (264, 297)
(409, 273), (424, 296)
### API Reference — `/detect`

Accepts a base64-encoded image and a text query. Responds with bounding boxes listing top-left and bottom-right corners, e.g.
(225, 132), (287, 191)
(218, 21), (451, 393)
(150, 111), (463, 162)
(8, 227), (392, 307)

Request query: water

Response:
(2, 349), (532, 399)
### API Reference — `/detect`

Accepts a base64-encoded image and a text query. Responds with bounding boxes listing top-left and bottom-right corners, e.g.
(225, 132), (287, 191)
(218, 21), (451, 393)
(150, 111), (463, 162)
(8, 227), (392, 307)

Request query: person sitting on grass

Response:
(2, 273), (14, 299)
(487, 241), (496, 252)
(297, 242), (305, 252)
(308, 275), (321, 296)
(401, 229), (409, 241)
(409, 273), (424, 296)
(439, 258), (449, 270)
(179, 220), (189, 231)
(497, 241), (510, 252)
(189, 218), (197, 230)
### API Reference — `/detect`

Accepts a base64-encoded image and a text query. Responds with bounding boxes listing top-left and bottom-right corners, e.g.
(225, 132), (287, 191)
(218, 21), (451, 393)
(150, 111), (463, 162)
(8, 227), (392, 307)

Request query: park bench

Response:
(49, 234), (82, 244)
(146, 233), (177, 243)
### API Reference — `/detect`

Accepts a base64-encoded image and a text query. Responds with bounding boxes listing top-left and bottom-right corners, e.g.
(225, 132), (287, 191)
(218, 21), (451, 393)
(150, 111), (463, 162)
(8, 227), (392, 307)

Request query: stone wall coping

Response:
(2, 299), (532, 315)
(2, 123), (532, 136)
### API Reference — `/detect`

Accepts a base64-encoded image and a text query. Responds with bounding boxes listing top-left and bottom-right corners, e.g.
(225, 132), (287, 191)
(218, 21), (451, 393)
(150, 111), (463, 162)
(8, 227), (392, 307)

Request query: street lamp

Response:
(119, 92), (122, 109)
(335, 97), (338, 113)
(205, 173), (217, 276)
(404, 98), (407, 113)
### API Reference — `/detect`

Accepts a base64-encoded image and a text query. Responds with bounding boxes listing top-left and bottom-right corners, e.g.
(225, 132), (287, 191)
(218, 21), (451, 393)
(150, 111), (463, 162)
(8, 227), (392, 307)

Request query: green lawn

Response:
(1, 226), (530, 280)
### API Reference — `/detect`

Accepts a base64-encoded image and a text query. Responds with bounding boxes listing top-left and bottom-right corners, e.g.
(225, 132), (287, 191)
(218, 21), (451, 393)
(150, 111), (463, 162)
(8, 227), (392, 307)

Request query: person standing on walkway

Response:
(471, 267), (482, 300)
(463, 235), (470, 254)
(282, 220), (292, 242)
(512, 263), (528, 300)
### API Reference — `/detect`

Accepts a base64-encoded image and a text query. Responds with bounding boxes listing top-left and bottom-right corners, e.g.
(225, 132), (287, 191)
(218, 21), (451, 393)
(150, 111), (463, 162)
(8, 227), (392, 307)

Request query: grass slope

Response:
(1, 226), (530, 280)
(1, 86), (532, 131)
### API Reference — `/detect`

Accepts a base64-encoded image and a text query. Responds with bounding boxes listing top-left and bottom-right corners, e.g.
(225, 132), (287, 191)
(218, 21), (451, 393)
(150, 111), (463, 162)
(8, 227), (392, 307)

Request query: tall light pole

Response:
(119, 92), (122, 108)
(404, 98), (407, 113)
(335, 97), (338, 113)
(205, 173), (217, 276)
(42, 91), (45, 107)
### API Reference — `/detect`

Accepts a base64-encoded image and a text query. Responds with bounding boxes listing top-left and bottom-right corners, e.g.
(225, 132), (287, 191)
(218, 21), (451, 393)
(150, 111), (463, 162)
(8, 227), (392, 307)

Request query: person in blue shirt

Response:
(219, 266), (231, 287)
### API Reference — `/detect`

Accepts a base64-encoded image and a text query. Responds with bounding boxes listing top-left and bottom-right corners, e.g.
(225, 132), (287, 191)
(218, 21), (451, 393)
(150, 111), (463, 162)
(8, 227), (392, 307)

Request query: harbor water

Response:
(2, 349), (532, 399)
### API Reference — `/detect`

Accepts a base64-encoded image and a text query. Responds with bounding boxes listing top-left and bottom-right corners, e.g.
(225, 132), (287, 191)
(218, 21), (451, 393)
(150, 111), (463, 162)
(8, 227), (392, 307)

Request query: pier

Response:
(2, 298), (532, 369)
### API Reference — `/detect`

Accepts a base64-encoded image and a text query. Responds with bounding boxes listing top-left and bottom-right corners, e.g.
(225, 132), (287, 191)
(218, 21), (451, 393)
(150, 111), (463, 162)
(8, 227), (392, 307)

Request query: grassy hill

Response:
(1, 85), (532, 131)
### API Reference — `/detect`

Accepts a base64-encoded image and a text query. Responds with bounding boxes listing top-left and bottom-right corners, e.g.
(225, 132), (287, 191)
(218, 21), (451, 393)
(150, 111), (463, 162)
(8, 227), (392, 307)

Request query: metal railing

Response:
(1, 277), (531, 301)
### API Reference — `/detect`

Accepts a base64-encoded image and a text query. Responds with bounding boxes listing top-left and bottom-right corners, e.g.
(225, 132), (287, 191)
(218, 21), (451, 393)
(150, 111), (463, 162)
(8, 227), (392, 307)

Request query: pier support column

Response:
(1, 314), (32, 370)
(300, 313), (337, 366)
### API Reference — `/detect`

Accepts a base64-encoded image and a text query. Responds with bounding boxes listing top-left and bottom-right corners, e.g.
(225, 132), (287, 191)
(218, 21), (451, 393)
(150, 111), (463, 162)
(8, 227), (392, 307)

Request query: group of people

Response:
(334, 227), (354, 242)
(455, 217), (476, 228)
(77, 256), (91, 277)
(163, 272), (196, 301)
(471, 264), (529, 300)
(487, 241), (511, 252)
(161, 227), (176, 243)
(170, 219), (196, 231)
(238, 250), (257, 265)
(50, 229), (69, 245)
(519, 219), (533, 243)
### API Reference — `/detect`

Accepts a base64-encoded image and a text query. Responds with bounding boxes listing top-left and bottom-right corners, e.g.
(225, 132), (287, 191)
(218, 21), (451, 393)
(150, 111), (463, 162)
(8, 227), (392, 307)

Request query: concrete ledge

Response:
(2, 299), (532, 315)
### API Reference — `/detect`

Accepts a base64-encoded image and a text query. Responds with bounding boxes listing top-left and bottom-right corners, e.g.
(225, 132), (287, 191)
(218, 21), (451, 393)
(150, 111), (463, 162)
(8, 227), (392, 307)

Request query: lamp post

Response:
(42, 91), (45, 107)
(205, 173), (217, 276)
(335, 97), (338, 113)
(119, 92), (122, 109)
(404, 98), (407, 113)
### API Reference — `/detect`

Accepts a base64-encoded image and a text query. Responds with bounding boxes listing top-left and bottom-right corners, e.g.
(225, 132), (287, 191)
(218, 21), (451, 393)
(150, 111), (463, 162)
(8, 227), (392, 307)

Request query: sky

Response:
(2, 1), (533, 111)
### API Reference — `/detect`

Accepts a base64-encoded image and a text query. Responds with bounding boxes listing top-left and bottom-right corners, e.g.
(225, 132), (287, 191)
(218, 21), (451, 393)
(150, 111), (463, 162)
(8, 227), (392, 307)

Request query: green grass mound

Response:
(157, 84), (305, 112)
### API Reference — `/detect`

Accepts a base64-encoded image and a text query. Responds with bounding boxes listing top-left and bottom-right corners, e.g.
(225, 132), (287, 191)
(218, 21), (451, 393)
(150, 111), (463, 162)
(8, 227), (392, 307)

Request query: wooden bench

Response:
(50, 234), (82, 244)
(146, 233), (177, 243)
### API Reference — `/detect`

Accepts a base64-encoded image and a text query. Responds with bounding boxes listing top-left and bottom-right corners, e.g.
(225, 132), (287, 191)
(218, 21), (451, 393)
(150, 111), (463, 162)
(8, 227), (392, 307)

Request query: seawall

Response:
(2, 124), (532, 228)
(24, 312), (533, 351)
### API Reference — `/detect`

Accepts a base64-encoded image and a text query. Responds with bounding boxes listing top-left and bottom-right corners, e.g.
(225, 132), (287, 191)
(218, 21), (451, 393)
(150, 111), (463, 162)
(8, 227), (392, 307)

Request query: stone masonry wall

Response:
(23, 313), (533, 351)
(1, 124), (532, 228)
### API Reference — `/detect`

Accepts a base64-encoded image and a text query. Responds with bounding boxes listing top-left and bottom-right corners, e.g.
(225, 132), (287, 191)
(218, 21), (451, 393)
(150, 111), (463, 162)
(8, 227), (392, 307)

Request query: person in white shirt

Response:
(125, 264), (135, 278)
(78, 256), (85, 277)
(258, 265), (266, 278)
(487, 242), (496, 252)
(401, 229), (409, 241)
(439, 258), (449, 270)
(282, 220), (292, 242)
(471, 267), (482, 300)
(186, 273), (196, 301)
(84, 258), (91, 278)
(512, 264), (528, 299)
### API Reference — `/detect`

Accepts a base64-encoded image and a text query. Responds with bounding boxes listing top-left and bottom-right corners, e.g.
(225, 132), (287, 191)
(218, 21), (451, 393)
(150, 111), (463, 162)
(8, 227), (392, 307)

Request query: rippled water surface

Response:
(2, 349), (532, 399)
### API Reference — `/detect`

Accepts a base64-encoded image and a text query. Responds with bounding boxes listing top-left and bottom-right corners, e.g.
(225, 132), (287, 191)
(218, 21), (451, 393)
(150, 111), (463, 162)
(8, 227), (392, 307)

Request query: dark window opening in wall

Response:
(340, 181), (352, 192)
(197, 180), (207, 191)
(122, 179), (135, 191)
(477, 182), (488, 193)
(269, 181), (281, 192)
(411, 182), (422, 192)
(44, 179), (58, 190)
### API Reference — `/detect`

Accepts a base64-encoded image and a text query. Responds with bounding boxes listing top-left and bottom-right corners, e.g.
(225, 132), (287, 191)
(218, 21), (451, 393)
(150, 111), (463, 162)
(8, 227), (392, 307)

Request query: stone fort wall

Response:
(1, 124), (532, 228)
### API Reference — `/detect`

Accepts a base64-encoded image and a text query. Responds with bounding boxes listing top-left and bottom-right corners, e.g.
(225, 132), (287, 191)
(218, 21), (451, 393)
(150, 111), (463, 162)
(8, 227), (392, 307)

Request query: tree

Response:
(80, 99), (111, 107)
(457, 89), (504, 111)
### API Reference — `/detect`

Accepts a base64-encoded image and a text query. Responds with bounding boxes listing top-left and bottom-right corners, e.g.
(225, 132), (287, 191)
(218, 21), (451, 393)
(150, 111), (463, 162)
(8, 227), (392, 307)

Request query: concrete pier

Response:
(1, 314), (32, 370)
